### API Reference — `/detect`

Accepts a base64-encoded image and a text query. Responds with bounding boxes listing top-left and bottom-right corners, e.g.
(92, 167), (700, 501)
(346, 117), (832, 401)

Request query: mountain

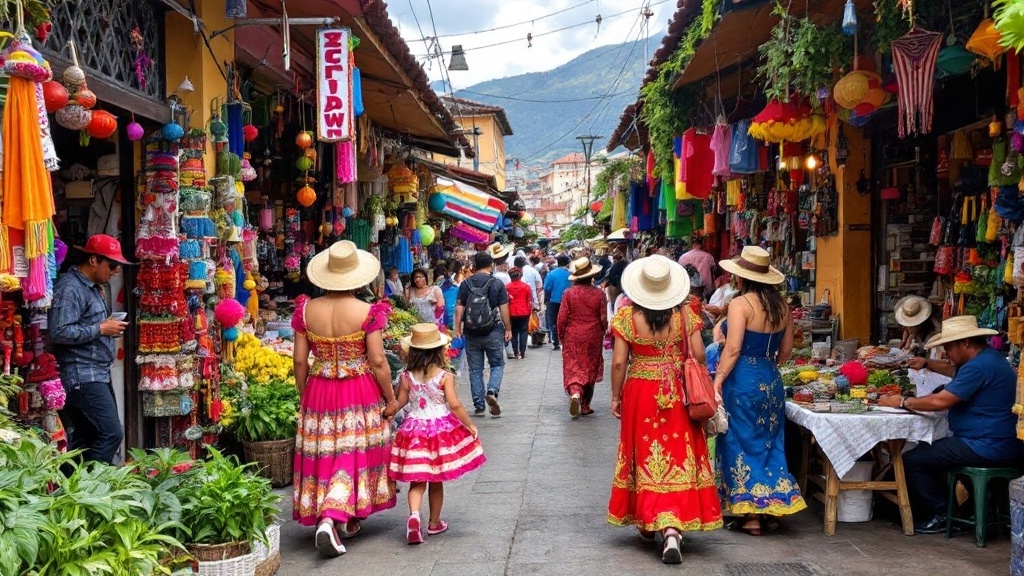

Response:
(444, 37), (661, 168)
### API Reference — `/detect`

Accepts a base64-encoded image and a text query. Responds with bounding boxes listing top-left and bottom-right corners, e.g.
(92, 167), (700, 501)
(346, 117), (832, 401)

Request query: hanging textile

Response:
(227, 102), (244, 158)
(337, 140), (357, 184)
(612, 188), (628, 231)
(711, 122), (732, 178)
(891, 27), (943, 138)
(681, 128), (714, 199)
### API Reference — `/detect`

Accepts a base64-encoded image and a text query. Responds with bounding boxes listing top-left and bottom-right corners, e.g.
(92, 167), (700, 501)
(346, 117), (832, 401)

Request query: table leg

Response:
(888, 439), (915, 536)
(798, 430), (810, 494)
(823, 456), (839, 537)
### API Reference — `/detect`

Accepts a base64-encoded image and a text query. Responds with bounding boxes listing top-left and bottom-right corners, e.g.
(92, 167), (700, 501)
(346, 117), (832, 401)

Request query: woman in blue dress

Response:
(713, 247), (806, 535)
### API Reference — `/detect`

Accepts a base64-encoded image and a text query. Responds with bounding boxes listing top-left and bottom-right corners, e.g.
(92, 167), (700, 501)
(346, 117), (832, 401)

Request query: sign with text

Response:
(317, 28), (353, 142)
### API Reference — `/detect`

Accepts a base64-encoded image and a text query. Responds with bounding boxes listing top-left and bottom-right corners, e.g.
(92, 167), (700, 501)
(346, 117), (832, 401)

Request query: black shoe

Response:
(552, 345), (561, 351)
(914, 515), (947, 535)
(473, 407), (486, 416)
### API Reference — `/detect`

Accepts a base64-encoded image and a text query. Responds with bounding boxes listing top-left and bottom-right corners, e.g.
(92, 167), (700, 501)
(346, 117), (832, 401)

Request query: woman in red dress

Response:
(505, 267), (534, 359)
(607, 255), (722, 564)
(556, 257), (607, 418)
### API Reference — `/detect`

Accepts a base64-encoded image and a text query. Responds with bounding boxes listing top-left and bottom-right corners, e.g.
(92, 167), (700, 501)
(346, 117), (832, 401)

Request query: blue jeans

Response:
(546, 302), (561, 347)
(60, 379), (123, 464)
(465, 327), (505, 410)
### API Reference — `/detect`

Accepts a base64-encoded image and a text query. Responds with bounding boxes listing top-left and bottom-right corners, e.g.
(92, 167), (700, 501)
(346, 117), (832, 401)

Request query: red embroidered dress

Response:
(607, 306), (723, 533)
(291, 296), (396, 526)
(556, 284), (607, 394)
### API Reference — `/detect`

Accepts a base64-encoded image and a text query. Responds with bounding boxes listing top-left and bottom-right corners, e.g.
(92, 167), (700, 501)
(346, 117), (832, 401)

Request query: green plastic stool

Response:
(945, 466), (1019, 547)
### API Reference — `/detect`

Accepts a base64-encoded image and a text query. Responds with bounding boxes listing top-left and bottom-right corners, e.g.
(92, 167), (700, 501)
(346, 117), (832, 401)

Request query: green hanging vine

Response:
(756, 3), (849, 105)
(870, 0), (911, 54)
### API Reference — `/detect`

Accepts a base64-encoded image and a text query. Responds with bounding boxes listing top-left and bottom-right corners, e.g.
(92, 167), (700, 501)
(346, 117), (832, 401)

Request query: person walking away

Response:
(678, 238), (716, 299)
(713, 246), (806, 536)
(454, 251), (511, 417)
(50, 234), (131, 464)
(608, 255), (722, 564)
(515, 256), (543, 316)
(386, 324), (486, 544)
(543, 255), (572, 350)
(556, 258), (607, 417)
(405, 268), (445, 325)
(505, 267), (534, 360)
(878, 316), (1024, 533)
(291, 241), (399, 558)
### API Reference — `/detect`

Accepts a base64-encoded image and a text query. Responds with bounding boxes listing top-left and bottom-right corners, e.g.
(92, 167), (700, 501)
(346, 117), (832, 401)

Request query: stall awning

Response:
(428, 176), (508, 232)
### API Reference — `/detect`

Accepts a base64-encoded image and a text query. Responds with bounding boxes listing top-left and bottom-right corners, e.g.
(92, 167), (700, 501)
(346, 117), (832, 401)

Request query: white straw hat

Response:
(924, 315), (998, 349)
(305, 240), (381, 292)
(568, 257), (602, 281)
(400, 323), (452, 352)
(620, 255), (690, 311)
(719, 246), (785, 285)
(486, 242), (512, 262)
(894, 295), (932, 327)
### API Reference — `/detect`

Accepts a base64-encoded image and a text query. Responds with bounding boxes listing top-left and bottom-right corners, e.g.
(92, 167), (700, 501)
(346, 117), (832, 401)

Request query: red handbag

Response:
(681, 316), (718, 421)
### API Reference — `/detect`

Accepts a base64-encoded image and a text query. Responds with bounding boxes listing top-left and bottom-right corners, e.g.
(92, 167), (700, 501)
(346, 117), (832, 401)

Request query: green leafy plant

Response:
(178, 447), (279, 546)
(230, 379), (299, 442)
(757, 2), (850, 105)
(867, 369), (896, 388)
(995, 0), (1024, 53)
(870, 0), (911, 54)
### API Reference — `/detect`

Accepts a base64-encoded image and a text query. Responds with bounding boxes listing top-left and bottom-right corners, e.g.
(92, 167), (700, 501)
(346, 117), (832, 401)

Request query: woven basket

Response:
(243, 440), (294, 487)
(195, 552), (257, 576)
(251, 524), (281, 563)
(254, 552), (281, 576)
(188, 541), (250, 562)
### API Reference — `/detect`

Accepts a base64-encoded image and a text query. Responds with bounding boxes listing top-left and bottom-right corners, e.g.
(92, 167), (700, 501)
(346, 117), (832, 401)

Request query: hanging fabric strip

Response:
(891, 27), (943, 138)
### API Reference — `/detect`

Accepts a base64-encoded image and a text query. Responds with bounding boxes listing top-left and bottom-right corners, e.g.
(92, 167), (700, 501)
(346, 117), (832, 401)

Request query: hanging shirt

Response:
(711, 123), (732, 178)
(729, 119), (761, 174)
(682, 128), (714, 199)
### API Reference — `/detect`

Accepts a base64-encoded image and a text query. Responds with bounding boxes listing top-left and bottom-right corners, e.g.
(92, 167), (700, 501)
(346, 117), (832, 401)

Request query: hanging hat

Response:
(924, 315), (998, 349)
(620, 255), (690, 311)
(400, 322), (452, 352)
(894, 295), (932, 327)
(719, 246), (785, 285)
(305, 240), (380, 292)
(568, 257), (602, 281)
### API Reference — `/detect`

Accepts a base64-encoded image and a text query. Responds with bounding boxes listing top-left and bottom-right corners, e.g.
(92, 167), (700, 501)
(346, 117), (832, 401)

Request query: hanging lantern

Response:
(126, 121), (145, 141)
(162, 122), (184, 141)
(242, 124), (258, 142)
(41, 80), (67, 112)
(841, 0), (857, 36)
(55, 103), (91, 130)
(966, 18), (1007, 61)
(72, 86), (97, 110)
(86, 110), (117, 139)
(63, 41), (86, 86)
(937, 44), (976, 78)
(295, 156), (314, 171)
(209, 115), (228, 143)
(418, 224), (435, 246)
(295, 131), (313, 149)
(296, 184), (317, 207)
(239, 153), (257, 182)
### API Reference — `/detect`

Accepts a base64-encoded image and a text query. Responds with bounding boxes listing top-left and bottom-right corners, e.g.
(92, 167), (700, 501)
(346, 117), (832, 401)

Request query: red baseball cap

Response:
(76, 234), (132, 265)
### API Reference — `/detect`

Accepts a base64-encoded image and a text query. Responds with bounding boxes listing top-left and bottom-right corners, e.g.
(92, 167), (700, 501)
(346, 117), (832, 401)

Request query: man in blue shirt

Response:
(49, 234), (131, 464)
(543, 255), (572, 351)
(879, 316), (1024, 534)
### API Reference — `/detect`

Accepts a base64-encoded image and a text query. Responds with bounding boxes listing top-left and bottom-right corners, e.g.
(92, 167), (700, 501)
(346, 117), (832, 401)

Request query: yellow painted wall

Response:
(437, 113), (507, 190)
(816, 117), (873, 345)
(164, 1), (234, 176)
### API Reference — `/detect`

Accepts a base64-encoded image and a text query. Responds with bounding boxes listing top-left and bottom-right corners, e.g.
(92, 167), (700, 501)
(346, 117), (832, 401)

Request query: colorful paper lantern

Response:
(295, 156), (313, 171)
(86, 110), (117, 139)
(242, 124), (258, 142)
(937, 44), (976, 77)
(966, 18), (1007, 61)
(296, 185), (316, 207)
(73, 87), (97, 110)
(162, 122), (184, 141)
(418, 224), (435, 246)
(126, 121), (145, 141)
(41, 80), (67, 112)
(295, 131), (313, 149)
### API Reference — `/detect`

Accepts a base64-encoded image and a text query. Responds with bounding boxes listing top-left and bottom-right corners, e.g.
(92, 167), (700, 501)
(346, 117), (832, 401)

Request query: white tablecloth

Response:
(785, 402), (949, 477)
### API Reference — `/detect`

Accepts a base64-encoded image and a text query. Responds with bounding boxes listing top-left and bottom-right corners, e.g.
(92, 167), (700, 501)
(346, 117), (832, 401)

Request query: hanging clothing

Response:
(891, 27), (943, 138)
(87, 179), (121, 238)
(711, 123), (732, 178)
(682, 128), (714, 199)
(729, 120), (760, 174)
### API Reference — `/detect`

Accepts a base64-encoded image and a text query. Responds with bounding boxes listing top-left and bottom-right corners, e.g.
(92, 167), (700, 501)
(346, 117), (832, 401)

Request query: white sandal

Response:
(315, 521), (346, 557)
(661, 531), (682, 564)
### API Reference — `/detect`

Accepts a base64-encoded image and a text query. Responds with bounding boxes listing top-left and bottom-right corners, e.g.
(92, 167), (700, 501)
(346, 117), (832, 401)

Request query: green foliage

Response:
(592, 156), (641, 201)
(870, 0), (911, 54)
(757, 2), (850, 105)
(995, 0), (1024, 52)
(177, 447), (279, 546)
(640, 0), (719, 179)
(867, 370), (896, 388)
(230, 379), (299, 442)
(558, 222), (602, 243)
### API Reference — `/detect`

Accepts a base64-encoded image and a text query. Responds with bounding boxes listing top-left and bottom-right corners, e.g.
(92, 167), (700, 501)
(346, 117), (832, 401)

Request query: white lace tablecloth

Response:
(785, 402), (949, 477)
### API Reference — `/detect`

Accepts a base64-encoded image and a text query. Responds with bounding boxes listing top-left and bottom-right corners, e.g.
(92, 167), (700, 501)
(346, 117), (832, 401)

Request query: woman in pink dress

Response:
(556, 257), (608, 418)
(291, 241), (400, 558)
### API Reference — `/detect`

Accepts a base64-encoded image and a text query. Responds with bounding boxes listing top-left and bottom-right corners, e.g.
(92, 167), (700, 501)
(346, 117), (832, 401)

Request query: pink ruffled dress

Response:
(291, 296), (397, 526)
(388, 370), (486, 483)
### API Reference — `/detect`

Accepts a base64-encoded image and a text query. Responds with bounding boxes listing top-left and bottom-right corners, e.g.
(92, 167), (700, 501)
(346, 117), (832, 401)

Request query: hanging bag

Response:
(681, 314), (718, 421)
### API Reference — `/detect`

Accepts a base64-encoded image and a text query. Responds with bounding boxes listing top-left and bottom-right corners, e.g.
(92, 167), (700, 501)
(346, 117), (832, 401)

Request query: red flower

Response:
(418, 397), (427, 409)
(146, 468), (160, 478)
(171, 462), (194, 474)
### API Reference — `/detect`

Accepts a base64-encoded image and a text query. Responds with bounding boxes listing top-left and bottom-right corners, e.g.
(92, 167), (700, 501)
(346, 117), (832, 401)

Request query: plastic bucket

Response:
(838, 461), (873, 522)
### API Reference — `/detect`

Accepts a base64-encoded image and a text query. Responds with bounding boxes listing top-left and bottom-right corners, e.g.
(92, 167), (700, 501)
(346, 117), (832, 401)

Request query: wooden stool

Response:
(945, 466), (1020, 547)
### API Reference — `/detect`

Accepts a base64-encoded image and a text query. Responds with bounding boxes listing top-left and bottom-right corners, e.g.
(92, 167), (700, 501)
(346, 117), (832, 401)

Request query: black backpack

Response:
(463, 276), (498, 335)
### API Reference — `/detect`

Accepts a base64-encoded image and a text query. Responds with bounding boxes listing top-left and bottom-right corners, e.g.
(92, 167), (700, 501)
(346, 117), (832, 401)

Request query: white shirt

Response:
(520, 265), (542, 305)
(494, 271), (511, 286)
(709, 285), (739, 308)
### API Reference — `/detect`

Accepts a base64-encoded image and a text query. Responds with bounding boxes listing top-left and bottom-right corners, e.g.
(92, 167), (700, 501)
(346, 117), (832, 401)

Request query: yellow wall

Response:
(816, 116), (873, 345)
(164, 1), (234, 176)
(438, 113), (507, 190)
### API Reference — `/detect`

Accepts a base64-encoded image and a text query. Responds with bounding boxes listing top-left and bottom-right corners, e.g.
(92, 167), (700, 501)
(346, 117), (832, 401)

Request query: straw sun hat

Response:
(400, 323), (452, 353)
(719, 246), (785, 285)
(894, 295), (932, 327)
(486, 242), (512, 262)
(924, 315), (998, 349)
(620, 255), (691, 311)
(568, 257), (602, 281)
(305, 240), (381, 292)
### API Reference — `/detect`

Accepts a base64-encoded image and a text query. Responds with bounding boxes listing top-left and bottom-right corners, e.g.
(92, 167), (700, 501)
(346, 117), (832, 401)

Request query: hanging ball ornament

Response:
(63, 63), (85, 86)
(296, 184), (317, 207)
(162, 122), (185, 142)
(55, 104), (91, 131)
(126, 121), (145, 142)
(242, 124), (259, 142)
(42, 80), (68, 112)
(342, 206), (354, 218)
(295, 156), (314, 171)
(295, 131), (313, 149)
(86, 110), (117, 139)
(417, 224), (436, 246)
(73, 87), (97, 110)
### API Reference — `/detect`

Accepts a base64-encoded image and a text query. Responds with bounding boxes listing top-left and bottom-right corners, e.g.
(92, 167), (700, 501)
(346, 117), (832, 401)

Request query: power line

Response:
(431, 0), (597, 39)
(457, 88), (633, 103)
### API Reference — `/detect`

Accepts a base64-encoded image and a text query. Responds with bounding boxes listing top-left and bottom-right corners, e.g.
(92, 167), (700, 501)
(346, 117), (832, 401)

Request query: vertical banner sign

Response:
(317, 28), (353, 142)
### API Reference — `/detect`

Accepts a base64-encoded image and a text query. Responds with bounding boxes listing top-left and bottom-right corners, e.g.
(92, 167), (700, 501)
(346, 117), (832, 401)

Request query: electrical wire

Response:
(431, 0), (597, 39)
(457, 88), (634, 103)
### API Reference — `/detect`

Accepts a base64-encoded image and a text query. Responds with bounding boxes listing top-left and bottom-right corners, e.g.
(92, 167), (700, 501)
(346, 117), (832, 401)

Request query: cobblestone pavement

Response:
(274, 345), (1011, 576)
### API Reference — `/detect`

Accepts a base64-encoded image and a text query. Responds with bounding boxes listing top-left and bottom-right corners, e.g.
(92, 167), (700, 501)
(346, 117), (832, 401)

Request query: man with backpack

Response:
(454, 251), (512, 417)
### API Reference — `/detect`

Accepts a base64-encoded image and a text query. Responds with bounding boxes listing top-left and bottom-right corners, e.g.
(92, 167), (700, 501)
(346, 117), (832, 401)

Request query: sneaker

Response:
(473, 407), (486, 416)
(552, 345), (561, 351)
(569, 394), (581, 418)
(485, 392), (501, 416)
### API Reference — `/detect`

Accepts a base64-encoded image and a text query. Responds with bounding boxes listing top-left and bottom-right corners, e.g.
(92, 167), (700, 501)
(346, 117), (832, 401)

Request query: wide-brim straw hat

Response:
(606, 227), (629, 240)
(620, 255), (690, 311)
(568, 257), (603, 281)
(924, 315), (998, 349)
(400, 322), (452, 352)
(486, 242), (512, 262)
(305, 240), (381, 291)
(719, 246), (785, 285)
(894, 295), (932, 327)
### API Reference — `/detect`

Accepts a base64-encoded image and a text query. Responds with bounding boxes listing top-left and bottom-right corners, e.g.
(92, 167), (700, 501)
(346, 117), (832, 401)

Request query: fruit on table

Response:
(798, 370), (819, 383)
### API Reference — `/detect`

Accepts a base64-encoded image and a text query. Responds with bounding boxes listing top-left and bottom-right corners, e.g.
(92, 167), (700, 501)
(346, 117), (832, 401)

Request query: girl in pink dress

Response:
(386, 323), (486, 544)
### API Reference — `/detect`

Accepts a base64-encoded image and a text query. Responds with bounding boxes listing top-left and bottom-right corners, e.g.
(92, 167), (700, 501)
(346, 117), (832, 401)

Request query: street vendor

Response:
(895, 296), (955, 379)
(878, 315), (1022, 534)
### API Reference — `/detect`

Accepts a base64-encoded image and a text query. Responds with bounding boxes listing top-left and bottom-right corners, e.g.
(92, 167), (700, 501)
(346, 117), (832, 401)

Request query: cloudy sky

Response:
(387, 0), (675, 89)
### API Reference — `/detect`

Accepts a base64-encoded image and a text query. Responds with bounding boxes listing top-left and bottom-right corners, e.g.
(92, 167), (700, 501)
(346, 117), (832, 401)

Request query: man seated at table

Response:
(879, 316), (1022, 534)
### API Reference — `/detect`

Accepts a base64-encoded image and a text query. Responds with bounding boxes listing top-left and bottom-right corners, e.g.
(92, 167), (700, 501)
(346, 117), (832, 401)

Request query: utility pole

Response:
(576, 135), (601, 224)
(471, 127), (482, 172)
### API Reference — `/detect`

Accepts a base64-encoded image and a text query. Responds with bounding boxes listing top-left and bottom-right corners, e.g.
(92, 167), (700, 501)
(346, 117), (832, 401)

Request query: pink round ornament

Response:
(127, 121), (145, 141)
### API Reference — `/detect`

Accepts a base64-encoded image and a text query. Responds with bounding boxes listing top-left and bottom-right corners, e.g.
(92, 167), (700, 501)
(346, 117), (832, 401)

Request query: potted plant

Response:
(232, 379), (299, 487)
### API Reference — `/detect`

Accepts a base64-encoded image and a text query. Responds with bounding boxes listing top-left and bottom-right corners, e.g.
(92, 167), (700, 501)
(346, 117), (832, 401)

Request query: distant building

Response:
(437, 96), (514, 191)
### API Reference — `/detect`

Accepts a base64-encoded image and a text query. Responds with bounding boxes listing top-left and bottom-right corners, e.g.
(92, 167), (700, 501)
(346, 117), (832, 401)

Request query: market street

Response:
(274, 347), (1009, 576)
